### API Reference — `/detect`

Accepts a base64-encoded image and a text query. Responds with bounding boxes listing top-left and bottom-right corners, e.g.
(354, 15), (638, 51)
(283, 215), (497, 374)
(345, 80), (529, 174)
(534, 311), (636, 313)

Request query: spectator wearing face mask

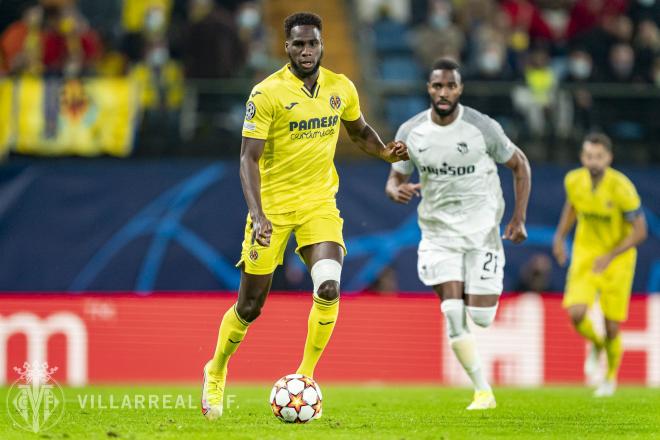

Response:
(411, 0), (464, 67)
(562, 49), (597, 137)
(467, 41), (515, 80)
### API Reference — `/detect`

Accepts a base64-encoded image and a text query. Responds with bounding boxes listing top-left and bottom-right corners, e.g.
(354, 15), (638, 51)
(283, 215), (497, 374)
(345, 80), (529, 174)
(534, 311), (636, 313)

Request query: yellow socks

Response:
(576, 317), (604, 350)
(209, 304), (249, 375)
(605, 335), (623, 381)
(296, 294), (339, 378)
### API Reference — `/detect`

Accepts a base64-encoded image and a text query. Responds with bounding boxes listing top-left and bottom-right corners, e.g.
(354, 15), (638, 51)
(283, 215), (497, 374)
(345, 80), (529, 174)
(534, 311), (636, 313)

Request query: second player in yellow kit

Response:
(200, 12), (408, 420)
(553, 133), (647, 398)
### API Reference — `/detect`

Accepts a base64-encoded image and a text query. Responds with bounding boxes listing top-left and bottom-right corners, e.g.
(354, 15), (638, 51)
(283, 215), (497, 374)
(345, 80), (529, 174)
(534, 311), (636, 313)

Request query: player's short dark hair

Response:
(430, 58), (461, 74)
(284, 12), (322, 39)
(583, 132), (612, 151)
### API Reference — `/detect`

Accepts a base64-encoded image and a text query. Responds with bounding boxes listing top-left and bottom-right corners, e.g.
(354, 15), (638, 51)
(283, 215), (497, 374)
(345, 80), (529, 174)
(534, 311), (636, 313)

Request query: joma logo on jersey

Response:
(420, 162), (476, 176)
(289, 115), (339, 132)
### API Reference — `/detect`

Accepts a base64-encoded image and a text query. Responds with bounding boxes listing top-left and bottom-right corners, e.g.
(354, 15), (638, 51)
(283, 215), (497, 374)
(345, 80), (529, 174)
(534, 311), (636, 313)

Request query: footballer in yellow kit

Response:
(200, 12), (408, 420)
(236, 62), (359, 274)
(553, 133), (647, 397)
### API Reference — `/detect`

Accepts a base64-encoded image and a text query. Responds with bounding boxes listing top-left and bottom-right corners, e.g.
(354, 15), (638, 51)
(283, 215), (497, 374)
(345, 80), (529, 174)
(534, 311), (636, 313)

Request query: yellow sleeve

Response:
(241, 86), (274, 140)
(341, 77), (361, 121)
(614, 174), (641, 216)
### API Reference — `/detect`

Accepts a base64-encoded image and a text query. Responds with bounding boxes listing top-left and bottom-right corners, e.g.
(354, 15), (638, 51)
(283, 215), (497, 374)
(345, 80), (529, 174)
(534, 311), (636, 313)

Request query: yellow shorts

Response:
(236, 201), (346, 275)
(563, 253), (636, 322)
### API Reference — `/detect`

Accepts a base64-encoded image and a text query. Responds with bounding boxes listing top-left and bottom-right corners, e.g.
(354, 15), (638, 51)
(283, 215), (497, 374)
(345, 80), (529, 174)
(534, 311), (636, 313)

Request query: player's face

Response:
(580, 141), (612, 177)
(427, 69), (463, 117)
(285, 25), (323, 78)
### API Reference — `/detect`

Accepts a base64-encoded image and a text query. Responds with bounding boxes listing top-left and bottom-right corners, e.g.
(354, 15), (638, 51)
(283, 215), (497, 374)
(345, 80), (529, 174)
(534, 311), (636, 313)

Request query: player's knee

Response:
(236, 300), (262, 323)
(316, 280), (339, 301)
(441, 299), (467, 339)
(568, 308), (587, 327)
(311, 259), (342, 299)
(605, 321), (620, 339)
(467, 305), (498, 328)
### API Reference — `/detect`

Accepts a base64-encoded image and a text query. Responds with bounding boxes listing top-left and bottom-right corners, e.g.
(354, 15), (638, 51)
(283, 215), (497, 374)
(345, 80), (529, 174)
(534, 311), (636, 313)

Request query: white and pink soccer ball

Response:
(269, 374), (322, 423)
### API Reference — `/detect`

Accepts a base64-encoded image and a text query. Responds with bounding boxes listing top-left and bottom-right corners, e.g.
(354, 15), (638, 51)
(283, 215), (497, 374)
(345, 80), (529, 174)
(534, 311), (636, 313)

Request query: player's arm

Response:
(593, 212), (648, 273)
(385, 169), (420, 204)
(239, 137), (272, 247)
(342, 115), (409, 163)
(502, 146), (531, 244)
(552, 200), (576, 267)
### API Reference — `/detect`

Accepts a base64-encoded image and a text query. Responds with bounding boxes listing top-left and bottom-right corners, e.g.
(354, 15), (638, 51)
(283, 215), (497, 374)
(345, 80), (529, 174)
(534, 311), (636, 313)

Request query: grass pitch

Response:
(1, 385), (658, 439)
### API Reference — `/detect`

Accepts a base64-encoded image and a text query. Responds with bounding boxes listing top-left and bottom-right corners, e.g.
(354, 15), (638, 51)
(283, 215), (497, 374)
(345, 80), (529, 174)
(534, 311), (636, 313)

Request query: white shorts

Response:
(417, 227), (505, 295)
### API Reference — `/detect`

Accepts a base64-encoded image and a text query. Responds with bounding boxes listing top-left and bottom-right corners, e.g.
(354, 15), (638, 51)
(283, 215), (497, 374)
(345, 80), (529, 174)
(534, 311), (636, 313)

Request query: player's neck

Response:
(288, 65), (320, 92)
(430, 106), (460, 126)
(589, 171), (606, 190)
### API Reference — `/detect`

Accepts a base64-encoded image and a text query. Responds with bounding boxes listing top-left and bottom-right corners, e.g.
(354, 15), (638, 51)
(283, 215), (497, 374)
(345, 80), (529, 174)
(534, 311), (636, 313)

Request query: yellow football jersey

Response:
(565, 167), (642, 258)
(241, 64), (361, 214)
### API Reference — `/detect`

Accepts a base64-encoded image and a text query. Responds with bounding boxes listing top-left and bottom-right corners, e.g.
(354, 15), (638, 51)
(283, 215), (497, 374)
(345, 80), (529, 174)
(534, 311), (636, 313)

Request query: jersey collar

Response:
(283, 63), (324, 98)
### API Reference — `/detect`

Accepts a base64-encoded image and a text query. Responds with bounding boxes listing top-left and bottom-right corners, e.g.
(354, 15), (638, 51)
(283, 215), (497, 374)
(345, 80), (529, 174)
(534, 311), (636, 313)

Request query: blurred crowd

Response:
(363, 0), (660, 160)
(0, 0), (272, 80)
(0, 0), (274, 156)
(363, 0), (660, 84)
(1, 0), (658, 160)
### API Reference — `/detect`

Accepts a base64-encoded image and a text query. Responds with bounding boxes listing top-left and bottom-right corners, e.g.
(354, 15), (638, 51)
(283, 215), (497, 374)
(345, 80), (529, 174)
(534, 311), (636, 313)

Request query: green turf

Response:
(1, 385), (659, 439)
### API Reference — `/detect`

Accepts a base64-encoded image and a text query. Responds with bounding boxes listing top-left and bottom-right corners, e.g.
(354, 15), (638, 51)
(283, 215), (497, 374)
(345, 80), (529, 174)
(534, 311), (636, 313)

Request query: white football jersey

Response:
(392, 105), (515, 240)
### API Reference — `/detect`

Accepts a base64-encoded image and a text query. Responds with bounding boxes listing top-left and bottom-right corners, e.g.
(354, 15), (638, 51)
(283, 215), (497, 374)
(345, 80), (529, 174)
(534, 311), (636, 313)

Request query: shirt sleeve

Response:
(241, 86), (274, 140)
(614, 175), (642, 220)
(341, 77), (361, 122)
(485, 118), (515, 164)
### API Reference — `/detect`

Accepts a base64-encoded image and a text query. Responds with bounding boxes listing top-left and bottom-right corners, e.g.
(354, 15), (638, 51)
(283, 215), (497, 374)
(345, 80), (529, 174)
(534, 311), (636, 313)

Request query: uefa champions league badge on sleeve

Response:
(6, 362), (65, 433)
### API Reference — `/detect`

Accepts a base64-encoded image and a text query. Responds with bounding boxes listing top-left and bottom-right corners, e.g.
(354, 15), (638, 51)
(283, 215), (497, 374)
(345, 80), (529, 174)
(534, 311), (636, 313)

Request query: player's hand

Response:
(382, 141), (409, 163)
(593, 254), (613, 274)
(502, 218), (527, 244)
(388, 182), (421, 204)
(250, 212), (272, 247)
(552, 236), (568, 267)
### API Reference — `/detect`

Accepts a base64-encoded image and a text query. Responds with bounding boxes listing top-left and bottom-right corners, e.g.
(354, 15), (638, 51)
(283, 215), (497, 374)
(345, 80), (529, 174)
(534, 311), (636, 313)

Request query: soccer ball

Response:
(269, 374), (322, 423)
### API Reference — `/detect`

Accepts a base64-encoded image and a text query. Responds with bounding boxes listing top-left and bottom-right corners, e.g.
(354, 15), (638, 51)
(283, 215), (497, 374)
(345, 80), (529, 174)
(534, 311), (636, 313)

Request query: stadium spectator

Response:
(455, 0), (498, 34)
(356, 0), (411, 23)
(572, 14), (634, 76)
(411, 0), (465, 67)
(466, 40), (516, 81)
(633, 19), (660, 81)
(601, 42), (641, 82)
(0, 0), (101, 76)
(182, 0), (244, 78)
(128, 3), (183, 155)
(368, 266), (400, 294)
(500, 0), (556, 43)
(512, 45), (558, 139)
(561, 49), (597, 137)
(566, 0), (629, 41)
(515, 253), (553, 293)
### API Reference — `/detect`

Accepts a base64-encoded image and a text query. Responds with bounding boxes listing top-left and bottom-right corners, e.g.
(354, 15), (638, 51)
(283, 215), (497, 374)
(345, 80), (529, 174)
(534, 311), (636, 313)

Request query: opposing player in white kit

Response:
(385, 58), (531, 410)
